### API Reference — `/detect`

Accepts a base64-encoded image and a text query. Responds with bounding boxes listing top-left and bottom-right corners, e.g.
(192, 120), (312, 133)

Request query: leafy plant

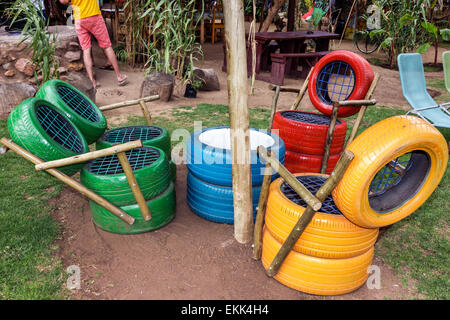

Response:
(366, 0), (431, 68)
(7, 0), (59, 85)
(124, 0), (203, 84)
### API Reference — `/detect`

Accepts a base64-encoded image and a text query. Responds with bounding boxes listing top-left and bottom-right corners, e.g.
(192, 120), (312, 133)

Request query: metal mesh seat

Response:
(281, 175), (342, 215)
(35, 105), (84, 153)
(280, 111), (342, 126)
(87, 147), (160, 175)
(316, 60), (356, 105)
(57, 85), (100, 122)
(102, 126), (163, 144)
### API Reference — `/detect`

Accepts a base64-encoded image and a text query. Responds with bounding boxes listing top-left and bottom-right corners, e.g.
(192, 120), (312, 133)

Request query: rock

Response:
(60, 72), (96, 103)
(140, 72), (175, 102)
(47, 25), (79, 50)
(64, 50), (81, 62)
(58, 67), (68, 75)
(4, 70), (15, 77)
(68, 62), (84, 72)
(15, 58), (35, 76)
(68, 41), (81, 50)
(7, 54), (17, 62)
(2, 63), (11, 70)
(0, 82), (36, 119)
(192, 68), (220, 91)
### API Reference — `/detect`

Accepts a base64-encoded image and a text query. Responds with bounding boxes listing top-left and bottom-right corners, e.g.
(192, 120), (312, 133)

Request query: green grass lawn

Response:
(0, 102), (448, 299)
(0, 119), (65, 299)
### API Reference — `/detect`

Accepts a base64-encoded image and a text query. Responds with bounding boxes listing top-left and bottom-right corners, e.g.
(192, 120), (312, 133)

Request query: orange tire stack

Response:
(261, 173), (378, 296)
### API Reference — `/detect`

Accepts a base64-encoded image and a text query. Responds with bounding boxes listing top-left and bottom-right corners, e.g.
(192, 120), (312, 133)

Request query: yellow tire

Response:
(265, 174), (378, 259)
(261, 229), (373, 296)
(332, 115), (448, 228)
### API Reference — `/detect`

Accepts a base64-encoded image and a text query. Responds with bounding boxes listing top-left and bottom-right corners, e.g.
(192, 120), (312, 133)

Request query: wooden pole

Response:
(258, 146), (322, 211)
(343, 74), (380, 150)
(0, 138), (135, 225)
(223, 0), (254, 244)
(337, 0), (357, 48)
(116, 151), (152, 221)
(252, 152), (273, 260)
(268, 84), (300, 93)
(320, 102), (340, 174)
(268, 86), (281, 132)
(287, 0), (296, 31)
(99, 95), (160, 111)
(291, 68), (313, 110)
(35, 140), (143, 171)
(138, 100), (153, 125)
(266, 150), (354, 277)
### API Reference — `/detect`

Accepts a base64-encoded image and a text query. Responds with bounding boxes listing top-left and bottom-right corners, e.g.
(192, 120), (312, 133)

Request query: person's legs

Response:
(83, 47), (98, 88)
(90, 14), (127, 85)
(102, 46), (127, 83)
(75, 18), (98, 88)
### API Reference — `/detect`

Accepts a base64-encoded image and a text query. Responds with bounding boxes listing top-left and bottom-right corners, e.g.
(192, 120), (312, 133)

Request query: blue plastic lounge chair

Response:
(443, 51), (450, 93)
(398, 53), (450, 128)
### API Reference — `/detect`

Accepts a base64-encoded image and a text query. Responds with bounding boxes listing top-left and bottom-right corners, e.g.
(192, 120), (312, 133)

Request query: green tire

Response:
(96, 125), (175, 181)
(80, 146), (171, 206)
(7, 97), (89, 176)
(36, 79), (107, 144)
(96, 125), (171, 160)
(89, 182), (176, 234)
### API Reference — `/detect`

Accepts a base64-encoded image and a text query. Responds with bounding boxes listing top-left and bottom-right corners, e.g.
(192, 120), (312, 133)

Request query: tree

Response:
(258, 0), (286, 32)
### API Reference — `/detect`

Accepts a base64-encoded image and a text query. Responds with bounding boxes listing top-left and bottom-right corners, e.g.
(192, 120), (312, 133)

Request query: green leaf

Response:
(417, 43), (431, 54)
(421, 21), (438, 37)
(440, 29), (450, 41)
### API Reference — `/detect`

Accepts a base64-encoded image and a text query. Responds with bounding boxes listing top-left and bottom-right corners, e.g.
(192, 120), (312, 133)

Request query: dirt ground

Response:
(47, 38), (448, 300)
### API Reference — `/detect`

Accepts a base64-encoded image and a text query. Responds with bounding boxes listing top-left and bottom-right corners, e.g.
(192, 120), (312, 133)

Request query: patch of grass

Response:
(427, 78), (450, 105)
(0, 119), (66, 299)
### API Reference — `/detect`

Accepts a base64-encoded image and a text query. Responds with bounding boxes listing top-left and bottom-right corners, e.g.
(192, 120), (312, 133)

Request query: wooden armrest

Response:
(268, 84), (300, 93)
(335, 99), (377, 107)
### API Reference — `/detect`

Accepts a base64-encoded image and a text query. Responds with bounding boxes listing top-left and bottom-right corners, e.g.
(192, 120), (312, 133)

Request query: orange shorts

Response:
(75, 14), (111, 50)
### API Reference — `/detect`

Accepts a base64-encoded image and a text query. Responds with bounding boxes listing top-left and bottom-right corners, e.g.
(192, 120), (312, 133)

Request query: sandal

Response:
(118, 75), (128, 86)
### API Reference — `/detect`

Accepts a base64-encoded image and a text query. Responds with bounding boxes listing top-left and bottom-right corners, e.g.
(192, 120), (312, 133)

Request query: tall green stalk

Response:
(7, 0), (59, 85)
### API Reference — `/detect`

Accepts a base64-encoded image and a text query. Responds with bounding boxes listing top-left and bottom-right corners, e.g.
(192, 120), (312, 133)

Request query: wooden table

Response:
(248, 30), (339, 84)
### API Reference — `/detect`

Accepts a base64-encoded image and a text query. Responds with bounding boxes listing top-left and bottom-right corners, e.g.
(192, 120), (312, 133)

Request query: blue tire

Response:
(186, 126), (285, 186)
(187, 172), (260, 224)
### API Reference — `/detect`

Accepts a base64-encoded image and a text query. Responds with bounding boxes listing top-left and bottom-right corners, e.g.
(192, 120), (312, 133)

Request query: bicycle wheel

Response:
(354, 31), (380, 55)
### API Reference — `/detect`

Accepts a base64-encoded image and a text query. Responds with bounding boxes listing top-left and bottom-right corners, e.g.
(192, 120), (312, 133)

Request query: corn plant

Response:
(7, 0), (59, 85)
(124, 0), (203, 83)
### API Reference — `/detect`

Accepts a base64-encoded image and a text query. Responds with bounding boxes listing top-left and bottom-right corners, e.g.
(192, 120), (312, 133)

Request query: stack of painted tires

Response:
(262, 173), (378, 296)
(96, 125), (177, 182)
(80, 146), (175, 234)
(272, 110), (347, 174)
(273, 50), (375, 175)
(262, 115), (448, 295)
(186, 126), (285, 224)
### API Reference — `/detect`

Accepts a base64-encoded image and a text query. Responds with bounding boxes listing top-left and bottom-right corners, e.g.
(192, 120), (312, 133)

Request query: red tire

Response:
(308, 50), (374, 118)
(284, 150), (341, 174)
(272, 110), (347, 155)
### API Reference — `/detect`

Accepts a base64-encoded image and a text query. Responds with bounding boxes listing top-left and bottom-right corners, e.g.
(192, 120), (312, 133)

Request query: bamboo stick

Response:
(116, 151), (152, 221)
(0, 138), (135, 225)
(266, 150), (354, 277)
(337, 99), (377, 106)
(290, 68), (313, 110)
(268, 86), (281, 132)
(99, 95), (160, 111)
(35, 140), (143, 171)
(138, 100), (153, 125)
(320, 102), (340, 174)
(224, 0), (254, 244)
(253, 153), (273, 260)
(258, 146), (322, 211)
(344, 73), (380, 150)
(268, 84), (300, 93)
